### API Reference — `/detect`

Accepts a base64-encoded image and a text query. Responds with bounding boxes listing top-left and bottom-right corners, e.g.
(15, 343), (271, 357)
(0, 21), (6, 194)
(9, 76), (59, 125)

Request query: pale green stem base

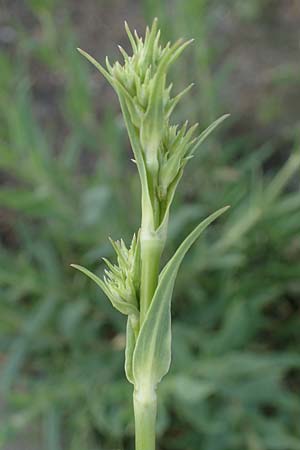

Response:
(134, 387), (157, 450)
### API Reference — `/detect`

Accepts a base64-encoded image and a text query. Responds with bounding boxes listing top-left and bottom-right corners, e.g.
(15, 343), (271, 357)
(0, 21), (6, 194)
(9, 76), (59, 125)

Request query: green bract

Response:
(73, 19), (229, 450)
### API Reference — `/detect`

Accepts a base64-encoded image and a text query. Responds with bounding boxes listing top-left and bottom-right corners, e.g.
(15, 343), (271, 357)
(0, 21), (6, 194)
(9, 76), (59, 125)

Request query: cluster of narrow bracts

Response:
(78, 19), (228, 234)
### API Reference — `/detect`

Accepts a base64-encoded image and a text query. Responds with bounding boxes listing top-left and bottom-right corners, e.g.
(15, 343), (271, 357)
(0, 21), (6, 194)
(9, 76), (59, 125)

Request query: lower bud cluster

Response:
(102, 233), (141, 317)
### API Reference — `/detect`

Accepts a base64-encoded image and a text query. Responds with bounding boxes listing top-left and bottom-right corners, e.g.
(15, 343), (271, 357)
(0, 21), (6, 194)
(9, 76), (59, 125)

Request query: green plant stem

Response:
(133, 387), (157, 450)
(140, 237), (163, 323)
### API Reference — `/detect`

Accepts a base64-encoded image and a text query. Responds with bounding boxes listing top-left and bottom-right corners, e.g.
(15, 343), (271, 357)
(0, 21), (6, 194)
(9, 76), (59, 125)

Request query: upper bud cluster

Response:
(79, 19), (193, 178)
(106, 19), (193, 172)
(78, 19), (228, 234)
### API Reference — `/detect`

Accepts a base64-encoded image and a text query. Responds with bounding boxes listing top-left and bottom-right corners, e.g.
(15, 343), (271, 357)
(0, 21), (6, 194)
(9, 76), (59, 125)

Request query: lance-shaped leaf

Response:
(77, 48), (113, 86)
(166, 83), (194, 118)
(132, 206), (230, 388)
(187, 114), (230, 156)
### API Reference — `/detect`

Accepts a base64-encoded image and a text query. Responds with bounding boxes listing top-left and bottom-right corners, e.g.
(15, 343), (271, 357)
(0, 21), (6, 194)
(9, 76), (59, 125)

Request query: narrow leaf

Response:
(77, 48), (114, 86)
(188, 114), (230, 156)
(124, 21), (138, 53)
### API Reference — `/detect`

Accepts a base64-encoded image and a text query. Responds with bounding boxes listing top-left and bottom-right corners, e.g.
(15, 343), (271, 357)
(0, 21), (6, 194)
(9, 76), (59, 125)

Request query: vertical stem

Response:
(140, 237), (163, 323)
(134, 387), (157, 450)
(137, 188), (165, 450)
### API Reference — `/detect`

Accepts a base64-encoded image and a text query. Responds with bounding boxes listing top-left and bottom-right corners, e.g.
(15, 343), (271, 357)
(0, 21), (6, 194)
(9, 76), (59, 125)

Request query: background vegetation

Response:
(1, 1), (300, 449)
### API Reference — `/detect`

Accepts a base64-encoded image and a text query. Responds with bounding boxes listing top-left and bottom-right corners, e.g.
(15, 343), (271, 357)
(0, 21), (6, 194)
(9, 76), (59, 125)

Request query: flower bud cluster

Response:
(104, 19), (194, 175)
(102, 233), (140, 317)
(157, 121), (199, 200)
(78, 19), (227, 234)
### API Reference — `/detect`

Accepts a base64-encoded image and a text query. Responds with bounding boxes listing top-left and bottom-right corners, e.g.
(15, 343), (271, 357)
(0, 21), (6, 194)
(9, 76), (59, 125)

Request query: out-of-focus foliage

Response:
(0, 1), (300, 449)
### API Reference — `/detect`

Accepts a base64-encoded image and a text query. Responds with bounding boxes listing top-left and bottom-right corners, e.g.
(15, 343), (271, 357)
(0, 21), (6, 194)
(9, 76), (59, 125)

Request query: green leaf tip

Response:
(77, 47), (113, 84)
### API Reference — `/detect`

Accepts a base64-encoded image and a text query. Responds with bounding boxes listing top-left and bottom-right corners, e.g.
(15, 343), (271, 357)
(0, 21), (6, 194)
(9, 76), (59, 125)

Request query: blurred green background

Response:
(1, 1), (300, 449)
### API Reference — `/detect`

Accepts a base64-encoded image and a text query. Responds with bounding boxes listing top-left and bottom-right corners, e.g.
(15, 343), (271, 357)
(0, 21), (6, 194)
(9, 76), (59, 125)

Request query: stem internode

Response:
(133, 386), (157, 450)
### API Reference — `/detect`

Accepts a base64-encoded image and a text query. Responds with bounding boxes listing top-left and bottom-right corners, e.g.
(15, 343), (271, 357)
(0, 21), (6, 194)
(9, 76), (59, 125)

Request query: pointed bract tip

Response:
(151, 17), (158, 30)
(117, 45), (129, 61)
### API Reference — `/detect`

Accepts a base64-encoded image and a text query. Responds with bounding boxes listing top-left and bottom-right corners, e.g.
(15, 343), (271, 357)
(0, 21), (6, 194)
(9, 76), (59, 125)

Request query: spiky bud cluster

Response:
(102, 234), (140, 317)
(158, 122), (198, 200)
(78, 19), (227, 235)
(105, 20), (193, 172)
